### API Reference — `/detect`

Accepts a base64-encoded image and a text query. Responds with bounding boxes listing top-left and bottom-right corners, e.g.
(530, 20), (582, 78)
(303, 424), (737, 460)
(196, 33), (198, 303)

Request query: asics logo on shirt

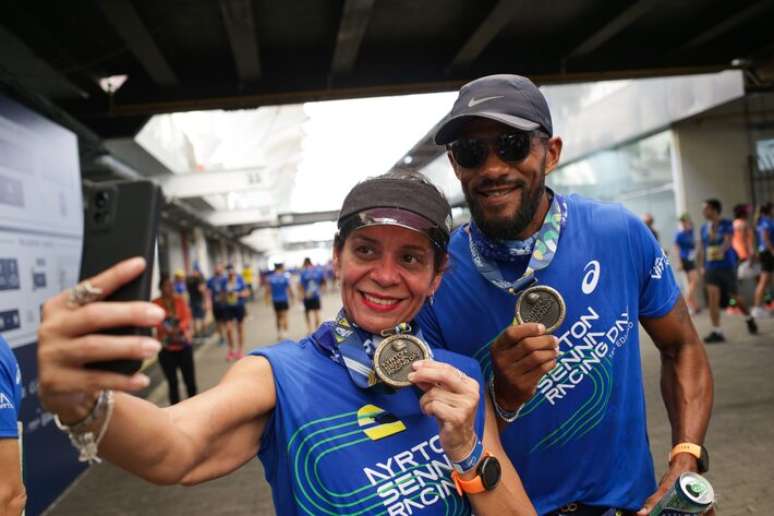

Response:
(0, 393), (13, 410)
(581, 260), (601, 294)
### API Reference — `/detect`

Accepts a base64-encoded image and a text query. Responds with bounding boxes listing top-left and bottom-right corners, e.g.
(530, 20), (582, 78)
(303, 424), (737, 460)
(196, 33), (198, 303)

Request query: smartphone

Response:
(79, 180), (162, 375)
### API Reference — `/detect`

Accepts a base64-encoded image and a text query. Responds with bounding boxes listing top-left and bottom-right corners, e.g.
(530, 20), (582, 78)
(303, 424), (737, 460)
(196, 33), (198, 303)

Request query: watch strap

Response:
(669, 442), (702, 463)
(451, 451), (491, 496)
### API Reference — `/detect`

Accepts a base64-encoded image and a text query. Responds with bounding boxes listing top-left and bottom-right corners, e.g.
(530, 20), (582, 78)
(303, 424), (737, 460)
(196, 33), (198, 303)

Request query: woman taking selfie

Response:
(36, 171), (535, 515)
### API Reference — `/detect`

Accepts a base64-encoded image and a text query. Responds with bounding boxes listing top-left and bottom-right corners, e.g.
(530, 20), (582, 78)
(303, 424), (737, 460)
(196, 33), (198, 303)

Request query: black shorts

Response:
(680, 258), (696, 272)
(303, 297), (321, 311)
(705, 267), (738, 295)
(213, 304), (227, 322)
(273, 301), (289, 313)
(225, 304), (246, 322)
(761, 249), (774, 273)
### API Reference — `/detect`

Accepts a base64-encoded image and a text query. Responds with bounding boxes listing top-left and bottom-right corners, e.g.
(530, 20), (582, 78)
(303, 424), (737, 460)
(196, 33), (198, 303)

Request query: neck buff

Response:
(468, 189), (568, 295)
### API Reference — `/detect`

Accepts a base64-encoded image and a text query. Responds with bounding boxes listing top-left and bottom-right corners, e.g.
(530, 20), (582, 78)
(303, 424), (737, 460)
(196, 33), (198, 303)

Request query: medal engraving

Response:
(515, 285), (566, 333)
(373, 334), (431, 388)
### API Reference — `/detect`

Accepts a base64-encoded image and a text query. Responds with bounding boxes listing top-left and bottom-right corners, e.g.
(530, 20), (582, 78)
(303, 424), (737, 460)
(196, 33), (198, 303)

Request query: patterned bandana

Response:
(468, 190), (567, 295)
(310, 309), (430, 390)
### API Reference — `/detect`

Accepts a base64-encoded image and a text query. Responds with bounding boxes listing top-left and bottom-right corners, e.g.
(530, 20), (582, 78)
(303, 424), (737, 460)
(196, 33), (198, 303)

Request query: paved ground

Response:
(45, 291), (773, 515)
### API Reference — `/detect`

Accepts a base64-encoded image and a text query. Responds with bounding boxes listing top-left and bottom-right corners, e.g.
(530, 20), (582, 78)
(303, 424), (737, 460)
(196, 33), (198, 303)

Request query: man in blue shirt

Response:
(698, 198), (757, 342)
(0, 335), (25, 515)
(417, 74), (713, 515)
(207, 264), (229, 347)
(265, 263), (294, 339)
(753, 202), (773, 317)
(673, 213), (700, 315)
(298, 257), (326, 333)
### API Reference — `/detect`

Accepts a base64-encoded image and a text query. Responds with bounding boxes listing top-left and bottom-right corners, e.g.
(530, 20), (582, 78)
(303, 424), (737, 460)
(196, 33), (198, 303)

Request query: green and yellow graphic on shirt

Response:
(475, 305), (630, 453)
(287, 405), (470, 515)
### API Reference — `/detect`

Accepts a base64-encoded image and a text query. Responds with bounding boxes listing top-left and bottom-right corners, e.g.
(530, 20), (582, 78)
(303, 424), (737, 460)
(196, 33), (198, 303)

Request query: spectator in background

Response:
(699, 198), (757, 342)
(173, 270), (188, 299)
(153, 276), (197, 405)
(0, 334), (25, 515)
(265, 263), (293, 339)
(186, 267), (207, 342)
(224, 264), (248, 360)
(207, 264), (228, 347)
(642, 212), (659, 243)
(674, 213), (700, 314)
(732, 204), (754, 263)
(242, 263), (255, 302)
(298, 257), (325, 333)
(753, 202), (774, 318)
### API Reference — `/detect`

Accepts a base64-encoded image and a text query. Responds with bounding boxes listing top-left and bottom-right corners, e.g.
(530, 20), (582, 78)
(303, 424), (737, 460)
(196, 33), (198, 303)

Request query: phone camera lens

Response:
(94, 191), (110, 209)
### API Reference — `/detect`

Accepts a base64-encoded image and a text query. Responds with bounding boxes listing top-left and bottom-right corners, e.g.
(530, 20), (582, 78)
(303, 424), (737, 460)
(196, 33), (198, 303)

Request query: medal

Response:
(515, 285), (566, 333)
(373, 334), (432, 388)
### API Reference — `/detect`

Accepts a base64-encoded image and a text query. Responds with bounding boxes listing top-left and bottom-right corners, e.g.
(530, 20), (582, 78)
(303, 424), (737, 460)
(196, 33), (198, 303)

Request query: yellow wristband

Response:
(669, 442), (702, 463)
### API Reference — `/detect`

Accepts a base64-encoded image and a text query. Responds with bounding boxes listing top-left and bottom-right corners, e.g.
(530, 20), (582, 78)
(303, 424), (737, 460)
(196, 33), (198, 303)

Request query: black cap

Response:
(337, 176), (452, 251)
(435, 74), (553, 145)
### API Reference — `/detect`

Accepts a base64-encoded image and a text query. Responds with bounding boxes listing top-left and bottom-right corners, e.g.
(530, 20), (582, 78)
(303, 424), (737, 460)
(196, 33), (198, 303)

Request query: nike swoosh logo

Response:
(468, 95), (503, 107)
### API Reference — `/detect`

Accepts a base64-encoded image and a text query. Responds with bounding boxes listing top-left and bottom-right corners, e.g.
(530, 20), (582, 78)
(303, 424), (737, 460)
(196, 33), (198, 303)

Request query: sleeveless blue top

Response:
(252, 328), (486, 516)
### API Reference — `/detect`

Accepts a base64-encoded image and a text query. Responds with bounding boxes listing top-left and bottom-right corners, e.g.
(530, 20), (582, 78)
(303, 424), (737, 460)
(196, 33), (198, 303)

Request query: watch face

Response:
(479, 456), (502, 490)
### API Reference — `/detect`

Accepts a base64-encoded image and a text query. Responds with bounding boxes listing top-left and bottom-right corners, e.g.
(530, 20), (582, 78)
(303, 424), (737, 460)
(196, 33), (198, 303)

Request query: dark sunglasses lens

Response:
(451, 139), (487, 168)
(497, 133), (532, 163)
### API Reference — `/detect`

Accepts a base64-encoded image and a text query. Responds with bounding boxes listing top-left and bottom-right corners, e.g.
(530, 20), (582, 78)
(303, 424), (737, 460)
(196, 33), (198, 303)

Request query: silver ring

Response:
(67, 281), (103, 307)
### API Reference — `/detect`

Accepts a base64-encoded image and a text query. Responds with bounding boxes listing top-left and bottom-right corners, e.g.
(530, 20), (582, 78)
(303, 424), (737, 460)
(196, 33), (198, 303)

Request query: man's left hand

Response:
(636, 454), (715, 515)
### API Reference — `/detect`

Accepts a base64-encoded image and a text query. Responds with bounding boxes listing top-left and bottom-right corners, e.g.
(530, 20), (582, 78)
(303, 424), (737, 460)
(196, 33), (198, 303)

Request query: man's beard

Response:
(464, 175), (546, 241)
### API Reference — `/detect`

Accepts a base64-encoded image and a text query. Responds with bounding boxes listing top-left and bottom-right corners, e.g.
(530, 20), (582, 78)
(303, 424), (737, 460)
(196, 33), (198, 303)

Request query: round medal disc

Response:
(373, 334), (432, 388)
(515, 285), (566, 334)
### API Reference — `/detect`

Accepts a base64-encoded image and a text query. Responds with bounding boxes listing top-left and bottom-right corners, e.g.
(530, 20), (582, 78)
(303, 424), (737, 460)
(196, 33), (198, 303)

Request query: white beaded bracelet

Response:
(54, 390), (115, 464)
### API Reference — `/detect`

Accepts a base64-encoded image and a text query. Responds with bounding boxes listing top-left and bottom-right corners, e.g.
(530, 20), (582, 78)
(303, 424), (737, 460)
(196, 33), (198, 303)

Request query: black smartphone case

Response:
(79, 180), (162, 375)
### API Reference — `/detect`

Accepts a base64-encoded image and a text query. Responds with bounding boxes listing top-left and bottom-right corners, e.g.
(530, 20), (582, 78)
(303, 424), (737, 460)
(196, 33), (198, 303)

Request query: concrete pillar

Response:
(671, 116), (751, 228)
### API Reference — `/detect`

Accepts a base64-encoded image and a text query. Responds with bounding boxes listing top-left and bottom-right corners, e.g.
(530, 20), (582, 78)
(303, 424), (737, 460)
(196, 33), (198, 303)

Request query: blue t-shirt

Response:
(700, 219), (736, 270)
(207, 275), (228, 307)
(252, 330), (486, 516)
(757, 216), (773, 252)
(0, 335), (22, 438)
(225, 275), (247, 306)
(416, 195), (680, 514)
(268, 272), (291, 303)
(174, 280), (187, 295)
(674, 229), (696, 261)
(300, 268), (324, 300)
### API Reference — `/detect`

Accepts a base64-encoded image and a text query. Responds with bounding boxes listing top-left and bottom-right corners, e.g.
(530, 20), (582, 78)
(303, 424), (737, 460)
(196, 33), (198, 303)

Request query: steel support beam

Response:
(447, 0), (523, 73)
(678, 0), (774, 51)
(220, 0), (261, 82)
(97, 0), (179, 86)
(330, 0), (376, 78)
(566, 0), (662, 58)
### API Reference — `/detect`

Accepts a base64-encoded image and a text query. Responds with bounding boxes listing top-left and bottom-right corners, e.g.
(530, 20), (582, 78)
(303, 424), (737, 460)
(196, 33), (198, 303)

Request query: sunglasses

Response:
(448, 131), (544, 169)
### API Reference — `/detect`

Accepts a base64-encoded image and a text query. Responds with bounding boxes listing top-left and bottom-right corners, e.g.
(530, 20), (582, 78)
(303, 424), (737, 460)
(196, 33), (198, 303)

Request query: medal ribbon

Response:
(468, 190), (567, 296)
(310, 309), (429, 390)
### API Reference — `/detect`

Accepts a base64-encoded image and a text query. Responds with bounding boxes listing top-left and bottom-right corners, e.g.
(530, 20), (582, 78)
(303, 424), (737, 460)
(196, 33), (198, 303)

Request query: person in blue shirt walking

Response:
(299, 257), (326, 333)
(35, 172), (536, 515)
(206, 264), (229, 347)
(224, 264), (249, 360)
(699, 198), (757, 342)
(265, 263), (294, 339)
(753, 202), (774, 317)
(0, 335), (25, 515)
(417, 74), (714, 516)
(674, 213), (700, 315)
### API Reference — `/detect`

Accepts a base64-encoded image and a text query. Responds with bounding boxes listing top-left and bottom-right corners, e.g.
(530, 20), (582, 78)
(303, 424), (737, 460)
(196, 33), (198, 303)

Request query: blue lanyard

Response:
(310, 310), (430, 390)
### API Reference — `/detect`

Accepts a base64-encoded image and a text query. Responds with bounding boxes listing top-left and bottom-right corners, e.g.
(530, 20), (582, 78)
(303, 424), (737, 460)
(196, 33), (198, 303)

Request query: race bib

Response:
(706, 245), (724, 262)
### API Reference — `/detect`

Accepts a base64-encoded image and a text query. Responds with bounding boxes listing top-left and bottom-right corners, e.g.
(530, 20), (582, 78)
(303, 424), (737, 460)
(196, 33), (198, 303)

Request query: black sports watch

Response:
(478, 455), (502, 491)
